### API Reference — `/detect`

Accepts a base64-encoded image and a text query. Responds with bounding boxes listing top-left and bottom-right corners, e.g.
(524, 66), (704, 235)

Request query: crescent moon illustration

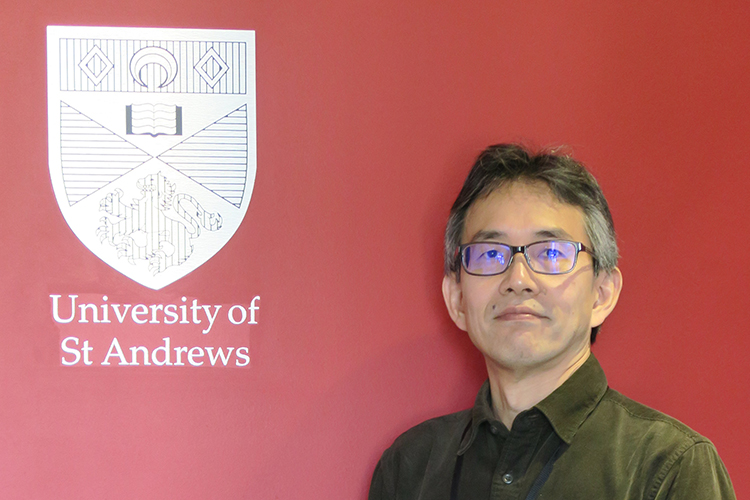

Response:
(130, 47), (178, 89)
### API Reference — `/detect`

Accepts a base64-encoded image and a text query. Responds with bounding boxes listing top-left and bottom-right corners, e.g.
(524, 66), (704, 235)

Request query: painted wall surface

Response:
(1, 1), (748, 498)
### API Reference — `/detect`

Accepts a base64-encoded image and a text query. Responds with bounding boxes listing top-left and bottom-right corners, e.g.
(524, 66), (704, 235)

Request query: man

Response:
(368, 144), (735, 499)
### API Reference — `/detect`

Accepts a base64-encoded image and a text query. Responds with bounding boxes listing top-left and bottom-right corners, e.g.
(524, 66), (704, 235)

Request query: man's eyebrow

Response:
(468, 230), (507, 242)
(535, 228), (575, 240)
(467, 228), (575, 242)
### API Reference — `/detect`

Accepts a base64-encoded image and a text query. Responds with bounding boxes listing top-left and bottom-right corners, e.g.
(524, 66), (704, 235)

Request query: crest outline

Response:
(48, 26), (256, 289)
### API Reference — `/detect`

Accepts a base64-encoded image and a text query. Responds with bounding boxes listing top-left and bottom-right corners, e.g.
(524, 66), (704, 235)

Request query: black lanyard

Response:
(450, 426), (565, 500)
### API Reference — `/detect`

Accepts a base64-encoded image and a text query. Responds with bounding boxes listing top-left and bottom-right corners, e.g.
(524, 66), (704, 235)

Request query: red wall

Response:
(1, 1), (748, 498)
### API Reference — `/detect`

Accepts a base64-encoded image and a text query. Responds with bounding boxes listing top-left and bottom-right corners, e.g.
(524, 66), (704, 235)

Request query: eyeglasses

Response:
(458, 240), (592, 276)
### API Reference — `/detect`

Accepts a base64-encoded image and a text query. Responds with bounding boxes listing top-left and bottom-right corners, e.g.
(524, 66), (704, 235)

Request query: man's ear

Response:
(442, 274), (468, 331)
(590, 266), (623, 329)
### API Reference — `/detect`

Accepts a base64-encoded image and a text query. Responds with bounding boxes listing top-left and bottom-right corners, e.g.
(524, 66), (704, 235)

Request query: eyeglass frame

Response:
(456, 239), (594, 277)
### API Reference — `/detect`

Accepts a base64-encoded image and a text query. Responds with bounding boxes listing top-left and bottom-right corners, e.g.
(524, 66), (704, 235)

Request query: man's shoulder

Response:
(557, 387), (736, 498)
(370, 409), (473, 499)
(590, 387), (715, 462)
(386, 408), (471, 457)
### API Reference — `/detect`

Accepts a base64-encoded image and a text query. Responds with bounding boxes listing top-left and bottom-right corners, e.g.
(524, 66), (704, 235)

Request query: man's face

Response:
(442, 181), (621, 375)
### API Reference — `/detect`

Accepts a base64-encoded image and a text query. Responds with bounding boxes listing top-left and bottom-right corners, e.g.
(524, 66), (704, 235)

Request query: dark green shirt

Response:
(369, 355), (735, 500)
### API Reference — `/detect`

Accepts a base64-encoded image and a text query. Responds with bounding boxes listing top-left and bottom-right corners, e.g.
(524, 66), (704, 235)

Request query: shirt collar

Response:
(535, 353), (608, 444)
(458, 380), (496, 455)
(458, 353), (608, 454)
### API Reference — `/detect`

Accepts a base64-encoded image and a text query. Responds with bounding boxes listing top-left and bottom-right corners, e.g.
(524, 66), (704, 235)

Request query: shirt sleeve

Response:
(368, 451), (396, 500)
(368, 459), (383, 500)
(653, 442), (736, 500)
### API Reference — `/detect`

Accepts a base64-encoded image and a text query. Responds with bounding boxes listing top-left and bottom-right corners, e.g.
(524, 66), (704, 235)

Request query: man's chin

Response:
(482, 342), (552, 371)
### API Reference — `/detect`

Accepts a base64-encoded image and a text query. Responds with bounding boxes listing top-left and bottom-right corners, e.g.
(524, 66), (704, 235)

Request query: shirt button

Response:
(489, 425), (498, 435)
(502, 473), (513, 484)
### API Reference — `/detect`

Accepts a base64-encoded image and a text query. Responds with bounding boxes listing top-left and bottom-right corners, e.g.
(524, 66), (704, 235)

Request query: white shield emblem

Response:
(47, 26), (256, 290)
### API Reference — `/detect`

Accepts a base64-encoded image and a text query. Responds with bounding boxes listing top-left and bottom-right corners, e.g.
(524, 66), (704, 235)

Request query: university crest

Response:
(47, 26), (256, 289)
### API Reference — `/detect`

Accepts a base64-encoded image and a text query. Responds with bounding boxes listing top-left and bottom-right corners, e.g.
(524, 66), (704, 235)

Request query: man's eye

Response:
(539, 248), (565, 261)
(480, 249), (504, 263)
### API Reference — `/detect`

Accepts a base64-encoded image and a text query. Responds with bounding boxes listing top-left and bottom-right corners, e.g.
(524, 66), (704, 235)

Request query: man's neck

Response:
(486, 348), (591, 430)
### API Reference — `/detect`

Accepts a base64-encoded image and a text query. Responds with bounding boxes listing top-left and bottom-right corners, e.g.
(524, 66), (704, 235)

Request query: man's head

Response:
(441, 144), (623, 374)
(445, 145), (618, 277)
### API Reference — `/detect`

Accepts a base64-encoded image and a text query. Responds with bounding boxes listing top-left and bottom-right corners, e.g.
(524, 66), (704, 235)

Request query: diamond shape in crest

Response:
(194, 48), (229, 88)
(78, 45), (114, 86)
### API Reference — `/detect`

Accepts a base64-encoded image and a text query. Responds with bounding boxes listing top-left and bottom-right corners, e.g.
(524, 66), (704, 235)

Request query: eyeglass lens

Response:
(462, 240), (579, 275)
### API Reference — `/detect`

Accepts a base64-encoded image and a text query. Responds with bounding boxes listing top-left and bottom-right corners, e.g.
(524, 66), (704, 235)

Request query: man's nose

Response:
(501, 252), (539, 294)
